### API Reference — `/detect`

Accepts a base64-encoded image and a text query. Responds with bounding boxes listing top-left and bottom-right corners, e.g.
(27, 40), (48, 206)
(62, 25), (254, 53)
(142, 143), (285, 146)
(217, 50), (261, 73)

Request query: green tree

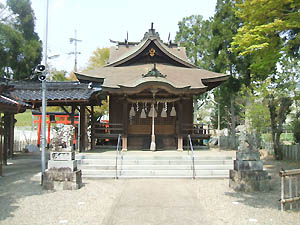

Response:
(205, 0), (258, 137)
(231, 0), (300, 159)
(51, 69), (68, 81)
(85, 47), (109, 70)
(209, 0), (246, 135)
(0, 0), (42, 80)
(231, 0), (300, 78)
(175, 15), (215, 127)
(175, 15), (212, 69)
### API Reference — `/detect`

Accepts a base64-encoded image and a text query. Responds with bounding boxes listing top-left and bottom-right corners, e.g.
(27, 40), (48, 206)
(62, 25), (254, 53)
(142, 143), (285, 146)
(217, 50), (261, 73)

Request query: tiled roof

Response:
(0, 78), (30, 112)
(10, 81), (101, 102)
(0, 94), (30, 108)
(76, 26), (229, 94)
(76, 63), (228, 93)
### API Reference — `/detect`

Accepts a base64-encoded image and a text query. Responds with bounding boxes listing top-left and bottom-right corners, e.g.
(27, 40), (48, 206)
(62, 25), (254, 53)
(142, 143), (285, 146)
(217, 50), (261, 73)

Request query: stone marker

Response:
(229, 130), (270, 192)
(43, 124), (82, 190)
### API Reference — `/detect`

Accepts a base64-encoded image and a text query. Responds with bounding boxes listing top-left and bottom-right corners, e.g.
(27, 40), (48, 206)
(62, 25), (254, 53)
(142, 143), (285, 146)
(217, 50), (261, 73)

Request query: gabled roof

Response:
(76, 25), (229, 95)
(77, 63), (228, 95)
(106, 30), (196, 68)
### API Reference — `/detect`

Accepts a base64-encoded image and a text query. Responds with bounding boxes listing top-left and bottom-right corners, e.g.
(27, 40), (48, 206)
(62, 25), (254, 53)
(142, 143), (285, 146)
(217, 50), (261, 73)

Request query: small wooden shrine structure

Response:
(76, 25), (229, 151)
(11, 81), (101, 152)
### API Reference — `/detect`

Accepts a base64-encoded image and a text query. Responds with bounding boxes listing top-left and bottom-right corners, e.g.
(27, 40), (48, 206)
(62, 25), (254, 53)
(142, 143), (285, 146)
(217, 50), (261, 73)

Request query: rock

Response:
(25, 144), (40, 152)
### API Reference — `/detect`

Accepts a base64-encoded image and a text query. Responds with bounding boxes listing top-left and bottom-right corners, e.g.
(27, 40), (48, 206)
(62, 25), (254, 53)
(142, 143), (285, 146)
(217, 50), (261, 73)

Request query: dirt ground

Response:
(0, 152), (299, 225)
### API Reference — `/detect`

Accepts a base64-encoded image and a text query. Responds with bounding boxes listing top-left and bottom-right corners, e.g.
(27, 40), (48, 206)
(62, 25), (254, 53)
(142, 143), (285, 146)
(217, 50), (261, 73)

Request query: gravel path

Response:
(0, 153), (299, 225)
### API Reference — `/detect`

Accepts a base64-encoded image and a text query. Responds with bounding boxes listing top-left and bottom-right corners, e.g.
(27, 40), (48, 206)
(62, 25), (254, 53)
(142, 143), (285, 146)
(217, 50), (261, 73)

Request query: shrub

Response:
(292, 119), (300, 143)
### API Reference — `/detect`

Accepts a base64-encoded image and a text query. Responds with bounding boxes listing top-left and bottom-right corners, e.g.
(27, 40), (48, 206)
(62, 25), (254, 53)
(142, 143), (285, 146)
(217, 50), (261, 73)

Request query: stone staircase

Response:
(76, 152), (234, 179)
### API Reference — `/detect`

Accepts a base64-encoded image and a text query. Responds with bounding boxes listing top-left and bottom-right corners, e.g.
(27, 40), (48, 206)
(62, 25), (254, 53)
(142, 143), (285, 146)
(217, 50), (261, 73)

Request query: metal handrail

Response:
(187, 134), (195, 179)
(115, 134), (122, 179)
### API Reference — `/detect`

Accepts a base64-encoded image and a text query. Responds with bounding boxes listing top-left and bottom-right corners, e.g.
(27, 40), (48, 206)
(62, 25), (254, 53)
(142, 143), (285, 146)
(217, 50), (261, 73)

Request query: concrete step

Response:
(82, 175), (229, 179)
(76, 153), (233, 161)
(80, 164), (233, 171)
(79, 159), (233, 166)
(82, 169), (229, 177)
(76, 152), (234, 179)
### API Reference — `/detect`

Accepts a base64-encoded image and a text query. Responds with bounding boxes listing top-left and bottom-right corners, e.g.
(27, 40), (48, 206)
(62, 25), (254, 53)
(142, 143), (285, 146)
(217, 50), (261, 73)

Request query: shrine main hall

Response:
(74, 25), (228, 151)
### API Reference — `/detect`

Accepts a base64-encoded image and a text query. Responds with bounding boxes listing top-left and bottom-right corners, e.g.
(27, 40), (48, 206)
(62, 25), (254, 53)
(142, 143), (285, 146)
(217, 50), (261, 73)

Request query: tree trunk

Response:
(230, 96), (236, 136)
(268, 95), (292, 160)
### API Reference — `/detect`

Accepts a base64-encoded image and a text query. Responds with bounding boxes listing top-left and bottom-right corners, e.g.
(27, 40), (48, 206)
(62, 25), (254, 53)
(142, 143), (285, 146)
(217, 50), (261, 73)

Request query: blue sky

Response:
(31, 0), (217, 72)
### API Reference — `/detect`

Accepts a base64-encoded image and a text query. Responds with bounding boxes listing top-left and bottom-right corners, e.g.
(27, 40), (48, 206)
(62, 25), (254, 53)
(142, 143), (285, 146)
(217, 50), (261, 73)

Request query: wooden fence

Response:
(280, 169), (300, 211)
(219, 136), (239, 150)
(281, 144), (300, 161)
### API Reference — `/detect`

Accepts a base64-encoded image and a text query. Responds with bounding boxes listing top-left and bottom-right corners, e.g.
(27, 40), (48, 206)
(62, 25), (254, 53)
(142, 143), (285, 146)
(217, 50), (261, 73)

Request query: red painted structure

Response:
(33, 113), (79, 147)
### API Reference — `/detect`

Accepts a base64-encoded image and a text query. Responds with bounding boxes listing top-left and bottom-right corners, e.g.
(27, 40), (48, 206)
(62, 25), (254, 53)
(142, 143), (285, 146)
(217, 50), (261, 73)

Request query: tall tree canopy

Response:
(175, 15), (212, 69)
(175, 2), (248, 133)
(85, 47), (109, 71)
(210, 0), (246, 134)
(231, 0), (300, 159)
(231, 0), (300, 77)
(0, 0), (42, 80)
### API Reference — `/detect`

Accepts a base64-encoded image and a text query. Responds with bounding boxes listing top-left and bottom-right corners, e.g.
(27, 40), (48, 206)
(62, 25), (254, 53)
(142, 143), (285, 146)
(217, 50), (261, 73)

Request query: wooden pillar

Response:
(79, 105), (86, 152)
(91, 106), (95, 150)
(177, 99), (183, 151)
(8, 114), (14, 158)
(71, 105), (75, 151)
(3, 113), (10, 165)
(122, 96), (128, 151)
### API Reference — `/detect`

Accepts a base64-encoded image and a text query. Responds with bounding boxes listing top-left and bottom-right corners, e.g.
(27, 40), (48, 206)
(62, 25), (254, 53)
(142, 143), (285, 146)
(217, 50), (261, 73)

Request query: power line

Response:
(69, 30), (82, 72)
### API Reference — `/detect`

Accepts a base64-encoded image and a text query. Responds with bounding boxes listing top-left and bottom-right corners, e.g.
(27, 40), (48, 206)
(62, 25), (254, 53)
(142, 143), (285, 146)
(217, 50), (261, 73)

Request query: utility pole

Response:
(69, 30), (82, 72)
(40, 0), (49, 184)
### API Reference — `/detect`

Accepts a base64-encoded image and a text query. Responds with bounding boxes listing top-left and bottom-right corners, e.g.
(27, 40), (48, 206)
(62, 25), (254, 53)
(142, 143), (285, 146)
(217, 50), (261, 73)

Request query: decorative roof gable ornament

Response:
(142, 64), (167, 78)
(149, 48), (156, 57)
(142, 22), (161, 41)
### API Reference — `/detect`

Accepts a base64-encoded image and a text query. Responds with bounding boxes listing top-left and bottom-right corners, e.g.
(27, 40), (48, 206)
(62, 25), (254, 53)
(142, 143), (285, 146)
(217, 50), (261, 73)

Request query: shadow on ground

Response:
(0, 153), (47, 221)
(225, 159), (300, 211)
(224, 189), (280, 210)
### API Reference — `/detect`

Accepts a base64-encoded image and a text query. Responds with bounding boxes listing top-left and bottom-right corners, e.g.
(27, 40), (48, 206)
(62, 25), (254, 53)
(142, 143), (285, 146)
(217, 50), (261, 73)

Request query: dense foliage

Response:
(176, 0), (299, 160)
(85, 47), (110, 71)
(231, 0), (300, 159)
(0, 0), (42, 80)
(292, 119), (300, 143)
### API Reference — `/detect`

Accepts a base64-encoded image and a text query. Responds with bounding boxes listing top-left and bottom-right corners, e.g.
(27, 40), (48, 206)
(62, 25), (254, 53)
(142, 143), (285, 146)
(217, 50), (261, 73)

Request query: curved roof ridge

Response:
(105, 38), (149, 67)
(105, 32), (196, 68)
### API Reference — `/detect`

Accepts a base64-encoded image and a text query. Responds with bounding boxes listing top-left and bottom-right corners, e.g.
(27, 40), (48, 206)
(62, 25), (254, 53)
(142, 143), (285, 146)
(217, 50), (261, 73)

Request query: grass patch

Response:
(15, 110), (33, 127)
(262, 133), (294, 143)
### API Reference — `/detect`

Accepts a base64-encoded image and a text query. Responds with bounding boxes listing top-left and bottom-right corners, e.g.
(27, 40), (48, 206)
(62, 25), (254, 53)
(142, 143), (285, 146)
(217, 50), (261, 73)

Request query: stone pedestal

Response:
(43, 151), (82, 190)
(229, 131), (270, 192)
(229, 170), (270, 192)
(43, 168), (82, 190)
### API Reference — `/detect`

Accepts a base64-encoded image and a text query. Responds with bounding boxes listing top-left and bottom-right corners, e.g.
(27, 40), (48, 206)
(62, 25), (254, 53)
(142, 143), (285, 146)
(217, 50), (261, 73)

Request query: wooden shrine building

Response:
(0, 79), (30, 176)
(75, 25), (229, 151)
(11, 81), (101, 152)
